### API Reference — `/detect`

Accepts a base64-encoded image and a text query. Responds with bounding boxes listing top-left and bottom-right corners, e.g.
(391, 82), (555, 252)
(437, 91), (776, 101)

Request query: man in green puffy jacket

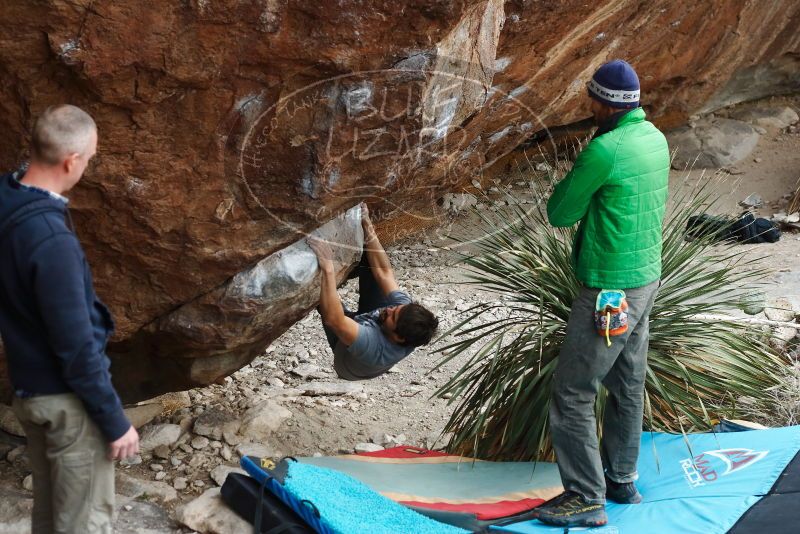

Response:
(535, 60), (670, 528)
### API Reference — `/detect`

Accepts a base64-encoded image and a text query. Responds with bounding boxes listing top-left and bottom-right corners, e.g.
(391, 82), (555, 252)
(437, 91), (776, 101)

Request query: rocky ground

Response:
(1, 95), (799, 533)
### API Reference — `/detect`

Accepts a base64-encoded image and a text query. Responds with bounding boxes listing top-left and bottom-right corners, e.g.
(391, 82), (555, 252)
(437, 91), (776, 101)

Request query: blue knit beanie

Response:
(587, 59), (640, 109)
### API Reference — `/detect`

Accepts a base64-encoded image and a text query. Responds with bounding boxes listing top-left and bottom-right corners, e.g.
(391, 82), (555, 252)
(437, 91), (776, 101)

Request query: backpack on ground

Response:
(686, 212), (780, 244)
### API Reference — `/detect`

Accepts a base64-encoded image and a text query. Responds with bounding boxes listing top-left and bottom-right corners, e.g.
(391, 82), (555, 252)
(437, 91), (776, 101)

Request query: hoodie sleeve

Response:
(29, 232), (131, 442)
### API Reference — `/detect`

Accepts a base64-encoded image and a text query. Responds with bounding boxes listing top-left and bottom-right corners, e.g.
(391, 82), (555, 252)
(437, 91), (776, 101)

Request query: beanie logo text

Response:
(587, 78), (640, 104)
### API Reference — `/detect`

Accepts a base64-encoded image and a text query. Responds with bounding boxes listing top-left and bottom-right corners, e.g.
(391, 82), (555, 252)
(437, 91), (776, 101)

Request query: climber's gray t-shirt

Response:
(333, 290), (414, 380)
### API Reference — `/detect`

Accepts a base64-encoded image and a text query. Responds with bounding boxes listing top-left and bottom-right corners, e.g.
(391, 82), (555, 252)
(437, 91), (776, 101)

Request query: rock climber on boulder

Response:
(308, 203), (439, 380)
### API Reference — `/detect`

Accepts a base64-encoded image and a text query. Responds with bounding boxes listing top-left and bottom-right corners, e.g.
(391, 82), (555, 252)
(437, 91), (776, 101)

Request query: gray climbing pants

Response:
(549, 280), (659, 504)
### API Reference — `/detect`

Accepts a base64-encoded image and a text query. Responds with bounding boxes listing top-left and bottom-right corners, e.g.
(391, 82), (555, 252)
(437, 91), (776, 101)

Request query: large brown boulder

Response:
(0, 0), (798, 401)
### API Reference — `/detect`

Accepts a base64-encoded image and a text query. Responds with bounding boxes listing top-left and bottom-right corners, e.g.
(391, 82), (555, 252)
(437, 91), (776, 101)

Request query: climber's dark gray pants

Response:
(549, 280), (659, 504)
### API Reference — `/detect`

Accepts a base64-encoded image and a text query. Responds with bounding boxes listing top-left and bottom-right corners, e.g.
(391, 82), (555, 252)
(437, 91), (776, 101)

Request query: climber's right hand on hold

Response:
(308, 236), (335, 273)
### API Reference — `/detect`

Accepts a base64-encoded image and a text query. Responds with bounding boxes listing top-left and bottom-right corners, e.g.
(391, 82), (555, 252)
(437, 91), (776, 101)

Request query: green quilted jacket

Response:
(547, 107), (669, 289)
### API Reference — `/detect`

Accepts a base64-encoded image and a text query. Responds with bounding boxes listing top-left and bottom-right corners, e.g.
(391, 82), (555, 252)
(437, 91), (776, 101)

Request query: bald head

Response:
(31, 105), (96, 165)
(23, 105), (98, 195)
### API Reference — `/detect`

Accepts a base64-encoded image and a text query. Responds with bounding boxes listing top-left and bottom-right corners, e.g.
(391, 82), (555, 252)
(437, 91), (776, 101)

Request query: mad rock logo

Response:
(681, 448), (768, 488)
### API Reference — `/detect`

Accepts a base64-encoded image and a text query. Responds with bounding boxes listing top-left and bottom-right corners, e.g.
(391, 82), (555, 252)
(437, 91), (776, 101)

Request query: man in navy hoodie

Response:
(0, 105), (139, 533)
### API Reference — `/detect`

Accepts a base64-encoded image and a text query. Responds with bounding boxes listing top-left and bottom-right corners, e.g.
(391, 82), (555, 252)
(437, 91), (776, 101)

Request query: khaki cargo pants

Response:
(12, 393), (114, 534)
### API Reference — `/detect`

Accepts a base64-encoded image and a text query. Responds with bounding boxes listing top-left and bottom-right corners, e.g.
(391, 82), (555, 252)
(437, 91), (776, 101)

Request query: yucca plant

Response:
(434, 161), (787, 461)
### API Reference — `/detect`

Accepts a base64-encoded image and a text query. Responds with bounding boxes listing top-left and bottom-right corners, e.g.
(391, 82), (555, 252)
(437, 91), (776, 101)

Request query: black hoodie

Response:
(0, 169), (129, 441)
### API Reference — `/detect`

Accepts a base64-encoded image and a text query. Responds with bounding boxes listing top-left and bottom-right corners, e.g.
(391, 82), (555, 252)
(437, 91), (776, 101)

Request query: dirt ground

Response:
(1, 95), (798, 533)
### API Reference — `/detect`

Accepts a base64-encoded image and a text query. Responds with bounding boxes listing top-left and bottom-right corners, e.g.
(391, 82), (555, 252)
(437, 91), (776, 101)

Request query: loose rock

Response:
(0, 404), (25, 437)
(441, 193), (478, 214)
(123, 403), (163, 430)
(139, 424), (182, 451)
(388, 433), (408, 446)
(191, 436), (210, 450)
(370, 431), (391, 446)
(267, 377), (285, 388)
(771, 326), (798, 350)
(765, 297), (795, 323)
(119, 454), (143, 467)
(668, 118), (760, 169)
(193, 407), (241, 441)
(291, 363), (321, 378)
(740, 290), (767, 316)
(0, 443), (14, 461)
(222, 429), (241, 447)
(116, 472), (178, 503)
(354, 442), (384, 453)
(731, 106), (799, 129)
(113, 500), (176, 533)
(235, 442), (279, 459)
(0, 486), (32, 532)
(240, 400), (292, 440)
(152, 445), (171, 460)
(301, 382), (365, 396)
(6, 445), (26, 464)
(739, 193), (763, 209)
(210, 465), (246, 486)
(773, 212), (789, 224)
(176, 488), (251, 534)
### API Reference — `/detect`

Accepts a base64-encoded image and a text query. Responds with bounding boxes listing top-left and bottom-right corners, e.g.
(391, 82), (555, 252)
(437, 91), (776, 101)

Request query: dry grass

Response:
(740, 363), (800, 427)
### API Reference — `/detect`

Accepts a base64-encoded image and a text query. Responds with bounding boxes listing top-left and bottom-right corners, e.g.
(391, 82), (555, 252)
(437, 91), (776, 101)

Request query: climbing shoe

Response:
(534, 491), (608, 527)
(605, 475), (643, 504)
